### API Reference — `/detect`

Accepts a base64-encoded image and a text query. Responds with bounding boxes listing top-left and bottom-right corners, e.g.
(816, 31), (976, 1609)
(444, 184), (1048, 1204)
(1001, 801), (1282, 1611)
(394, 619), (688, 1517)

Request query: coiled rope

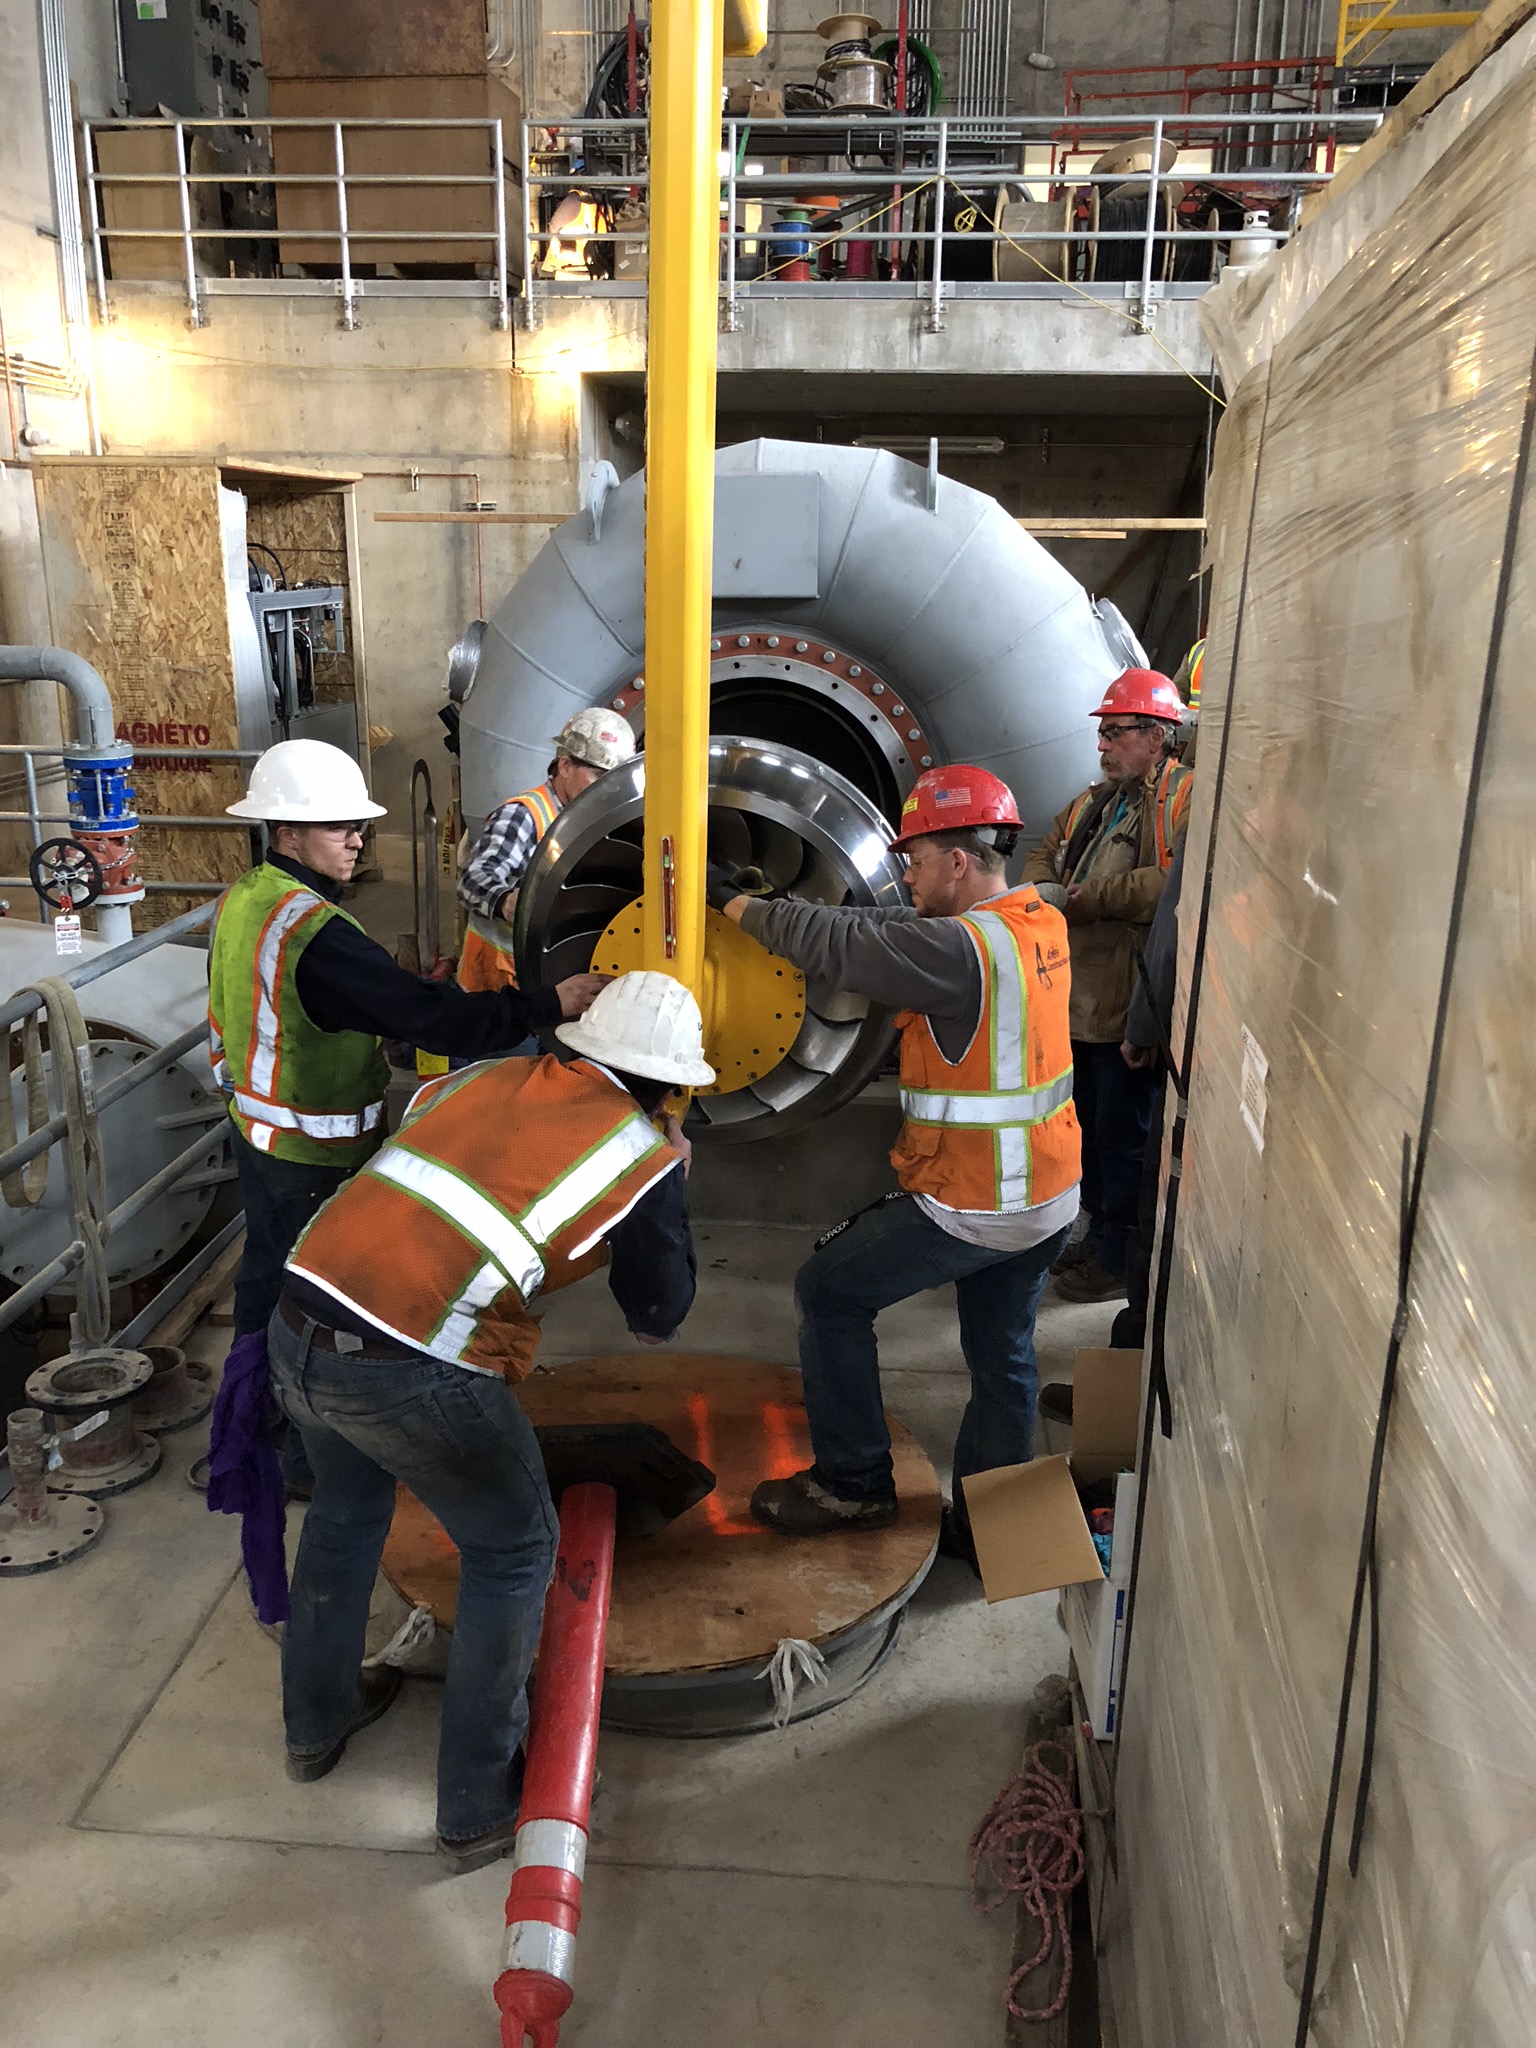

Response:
(968, 1738), (1086, 2025)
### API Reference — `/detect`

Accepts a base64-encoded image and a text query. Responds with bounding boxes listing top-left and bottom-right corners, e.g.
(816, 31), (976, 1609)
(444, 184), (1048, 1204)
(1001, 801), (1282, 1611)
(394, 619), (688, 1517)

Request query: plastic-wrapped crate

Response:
(1100, 45), (1536, 2048)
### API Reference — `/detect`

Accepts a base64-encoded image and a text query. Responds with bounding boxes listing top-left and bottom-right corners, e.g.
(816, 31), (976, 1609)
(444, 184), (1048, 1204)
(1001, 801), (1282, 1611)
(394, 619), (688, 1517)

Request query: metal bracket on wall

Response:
(1128, 277), (1165, 332)
(583, 461), (622, 544)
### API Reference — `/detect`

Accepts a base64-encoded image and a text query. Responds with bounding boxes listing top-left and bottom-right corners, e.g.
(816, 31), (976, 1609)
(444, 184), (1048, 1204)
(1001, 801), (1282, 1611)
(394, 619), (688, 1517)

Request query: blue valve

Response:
(64, 740), (138, 835)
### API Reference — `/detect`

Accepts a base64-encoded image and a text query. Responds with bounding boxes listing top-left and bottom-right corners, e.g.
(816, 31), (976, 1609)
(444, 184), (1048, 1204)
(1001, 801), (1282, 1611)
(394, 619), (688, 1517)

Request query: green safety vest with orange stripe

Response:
(457, 783), (560, 993)
(1061, 758), (1192, 877)
(208, 862), (390, 1169)
(287, 1053), (681, 1379)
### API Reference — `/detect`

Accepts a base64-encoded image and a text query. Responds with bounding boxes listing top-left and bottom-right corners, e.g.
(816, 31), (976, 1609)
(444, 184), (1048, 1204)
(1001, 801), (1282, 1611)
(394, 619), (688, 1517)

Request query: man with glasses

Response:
(1023, 669), (1191, 1304)
(210, 740), (607, 1386)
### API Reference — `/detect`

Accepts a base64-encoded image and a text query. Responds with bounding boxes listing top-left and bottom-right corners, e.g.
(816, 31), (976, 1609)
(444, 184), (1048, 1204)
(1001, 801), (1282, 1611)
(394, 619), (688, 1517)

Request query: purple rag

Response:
(206, 1329), (291, 1624)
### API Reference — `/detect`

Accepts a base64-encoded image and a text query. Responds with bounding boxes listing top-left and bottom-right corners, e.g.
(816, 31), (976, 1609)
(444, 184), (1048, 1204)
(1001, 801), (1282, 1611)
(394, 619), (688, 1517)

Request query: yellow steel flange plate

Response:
(590, 896), (806, 1096)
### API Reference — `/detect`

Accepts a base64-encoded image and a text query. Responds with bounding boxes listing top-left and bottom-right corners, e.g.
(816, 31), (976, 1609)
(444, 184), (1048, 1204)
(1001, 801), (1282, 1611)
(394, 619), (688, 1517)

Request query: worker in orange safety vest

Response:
(709, 764), (1080, 1570)
(456, 707), (637, 995)
(271, 970), (710, 1874)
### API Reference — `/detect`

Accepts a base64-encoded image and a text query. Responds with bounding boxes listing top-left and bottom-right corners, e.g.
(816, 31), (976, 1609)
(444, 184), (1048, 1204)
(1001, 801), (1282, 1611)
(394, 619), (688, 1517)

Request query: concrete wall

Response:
(77, 287), (577, 864)
(6, 276), (1214, 873)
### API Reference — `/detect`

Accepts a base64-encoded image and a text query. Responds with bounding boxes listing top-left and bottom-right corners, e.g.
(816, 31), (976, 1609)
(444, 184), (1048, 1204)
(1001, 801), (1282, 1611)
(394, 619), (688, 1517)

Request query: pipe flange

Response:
(132, 1345), (216, 1435)
(26, 1347), (164, 1497)
(45, 1431), (162, 1499)
(608, 631), (937, 802)
(0, 1491), (104, 1576)
(27, 1347), (153, 1409)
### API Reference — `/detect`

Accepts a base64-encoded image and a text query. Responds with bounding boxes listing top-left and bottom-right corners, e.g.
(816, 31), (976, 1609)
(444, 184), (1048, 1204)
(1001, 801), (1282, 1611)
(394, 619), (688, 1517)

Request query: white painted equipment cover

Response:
(457, 438), (1122, 840)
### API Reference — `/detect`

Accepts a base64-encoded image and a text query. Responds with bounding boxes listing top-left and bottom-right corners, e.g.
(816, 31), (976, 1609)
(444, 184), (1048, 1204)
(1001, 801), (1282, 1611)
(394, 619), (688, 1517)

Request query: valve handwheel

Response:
(29, 837), (105, 912)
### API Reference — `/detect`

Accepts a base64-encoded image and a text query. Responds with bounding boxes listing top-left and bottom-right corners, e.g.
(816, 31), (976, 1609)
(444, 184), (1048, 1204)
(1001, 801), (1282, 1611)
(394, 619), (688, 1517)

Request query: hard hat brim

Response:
(554, 1019), (716, 1090)
(225, 795), (389, 820)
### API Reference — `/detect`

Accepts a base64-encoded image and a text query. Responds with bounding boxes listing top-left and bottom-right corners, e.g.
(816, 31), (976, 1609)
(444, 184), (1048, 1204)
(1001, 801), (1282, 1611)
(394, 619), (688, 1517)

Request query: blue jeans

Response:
(1072, 1039), (1158, 1276)
(232, 1129), (359, 1492)
(795, 1194), (1070, 1533)
(267, 1307), (558, 1843)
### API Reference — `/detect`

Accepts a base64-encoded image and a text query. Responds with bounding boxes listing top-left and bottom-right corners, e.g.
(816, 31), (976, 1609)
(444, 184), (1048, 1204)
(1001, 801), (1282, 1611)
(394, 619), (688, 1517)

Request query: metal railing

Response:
(0, 743), (262, 917)
(0, 902), (225, 1344)
(80, 116), (512, 329)
(521, 107), (1380, 333)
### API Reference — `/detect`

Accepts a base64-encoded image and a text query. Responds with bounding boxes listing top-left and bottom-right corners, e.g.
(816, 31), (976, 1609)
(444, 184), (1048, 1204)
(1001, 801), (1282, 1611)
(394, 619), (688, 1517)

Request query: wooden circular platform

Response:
(383, 1353), (941, 1724)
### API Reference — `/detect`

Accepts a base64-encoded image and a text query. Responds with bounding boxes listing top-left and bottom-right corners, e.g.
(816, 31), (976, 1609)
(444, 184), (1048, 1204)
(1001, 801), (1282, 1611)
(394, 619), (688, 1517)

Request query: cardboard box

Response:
(963, 1349), (1142, 1736)
(725, 84), (785, 117)
(1060, 1468), (1138, 1737)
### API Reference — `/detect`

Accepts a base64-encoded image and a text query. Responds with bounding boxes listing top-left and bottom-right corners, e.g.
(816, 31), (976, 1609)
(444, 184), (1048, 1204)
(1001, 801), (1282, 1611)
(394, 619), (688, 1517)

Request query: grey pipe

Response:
(0, 646), (119, 752)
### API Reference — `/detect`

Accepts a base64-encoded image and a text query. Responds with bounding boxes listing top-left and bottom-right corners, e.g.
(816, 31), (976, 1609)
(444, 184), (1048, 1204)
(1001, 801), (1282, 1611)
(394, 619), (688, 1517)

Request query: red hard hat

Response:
(1090, 667), (1185, 724)
(894, 764), (1022, 846)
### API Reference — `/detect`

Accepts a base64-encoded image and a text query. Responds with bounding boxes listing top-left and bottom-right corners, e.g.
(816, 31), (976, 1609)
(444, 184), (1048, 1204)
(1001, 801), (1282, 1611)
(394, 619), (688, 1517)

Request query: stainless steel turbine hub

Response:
(512, 736), (908, 1141)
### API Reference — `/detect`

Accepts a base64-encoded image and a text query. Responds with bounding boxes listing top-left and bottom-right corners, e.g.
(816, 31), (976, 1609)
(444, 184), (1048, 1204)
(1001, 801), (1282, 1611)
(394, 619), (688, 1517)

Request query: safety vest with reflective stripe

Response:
(889, 887), (1079, 1213)
(1061, 758), (1191, 877)
(458, 784), (561, 993)
(286, 1053), (680, 1378)
(208, 863), (390, 1169)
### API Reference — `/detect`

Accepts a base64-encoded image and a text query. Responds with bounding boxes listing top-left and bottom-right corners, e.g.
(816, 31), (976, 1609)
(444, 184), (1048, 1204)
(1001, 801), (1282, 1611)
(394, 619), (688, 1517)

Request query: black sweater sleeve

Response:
(294, 915), (562, 1058)
(605, 1162), (696, 1340)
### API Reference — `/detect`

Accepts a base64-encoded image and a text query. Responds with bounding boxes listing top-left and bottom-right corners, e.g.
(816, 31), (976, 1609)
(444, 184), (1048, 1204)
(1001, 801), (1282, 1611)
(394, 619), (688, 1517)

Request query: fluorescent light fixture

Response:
(852, 436), (1007, 456)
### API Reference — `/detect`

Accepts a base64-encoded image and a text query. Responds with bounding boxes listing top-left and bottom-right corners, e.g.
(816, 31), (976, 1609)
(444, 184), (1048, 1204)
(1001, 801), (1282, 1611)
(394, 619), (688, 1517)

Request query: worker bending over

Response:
(209, 739), (606, 1351)
(457, 707), (637, 992)
(1021, 668), (1190, 1303)
(273, 972), (711, 1873)
(711, 766), (1080, 1566)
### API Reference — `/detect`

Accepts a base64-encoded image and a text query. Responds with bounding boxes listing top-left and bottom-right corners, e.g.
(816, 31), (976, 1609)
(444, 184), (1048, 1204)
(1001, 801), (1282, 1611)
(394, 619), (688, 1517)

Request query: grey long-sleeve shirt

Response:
(738, 895), (983, 1063)
(740, 889), (1080, 1246)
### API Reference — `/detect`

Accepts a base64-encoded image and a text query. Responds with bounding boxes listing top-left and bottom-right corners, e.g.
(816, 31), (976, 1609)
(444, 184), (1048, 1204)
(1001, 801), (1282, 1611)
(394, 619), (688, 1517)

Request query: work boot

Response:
(1051, 1235), (1095, 1275)
(1037, 1383), (1074, 1427)
(750, 1468), (897, 1536)
(285, 1667), (403, 1783)
(937, 1503), (980, 1578)
(437, 1752), (527, 1876)
(1053, 1256), (1129, 1304)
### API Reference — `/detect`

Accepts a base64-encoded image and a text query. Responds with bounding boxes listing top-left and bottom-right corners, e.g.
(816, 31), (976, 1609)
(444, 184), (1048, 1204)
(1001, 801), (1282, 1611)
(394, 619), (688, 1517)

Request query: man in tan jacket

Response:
(1023, 668), (1191, 1301)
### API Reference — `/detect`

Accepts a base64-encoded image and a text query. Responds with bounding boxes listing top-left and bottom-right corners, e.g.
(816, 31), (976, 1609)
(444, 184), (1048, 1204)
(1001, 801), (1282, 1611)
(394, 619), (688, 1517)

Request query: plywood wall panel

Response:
(31, 459), (249, 927)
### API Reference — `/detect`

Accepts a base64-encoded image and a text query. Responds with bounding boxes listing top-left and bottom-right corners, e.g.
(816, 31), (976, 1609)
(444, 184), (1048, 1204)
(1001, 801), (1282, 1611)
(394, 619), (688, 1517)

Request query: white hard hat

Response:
(226, 739), (387, 822)
(556, 970), (716, 1089)
(552, 707), (636, 774)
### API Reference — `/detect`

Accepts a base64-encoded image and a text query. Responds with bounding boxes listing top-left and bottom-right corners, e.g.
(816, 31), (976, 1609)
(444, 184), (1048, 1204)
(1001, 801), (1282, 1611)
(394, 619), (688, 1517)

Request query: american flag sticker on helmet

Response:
(932, 785), (972, 808)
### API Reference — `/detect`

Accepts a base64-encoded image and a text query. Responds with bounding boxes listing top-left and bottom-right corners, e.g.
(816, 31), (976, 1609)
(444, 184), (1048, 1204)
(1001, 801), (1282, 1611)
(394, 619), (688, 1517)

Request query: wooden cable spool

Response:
(383, 1352), (943, 1735)
(994, 195), (1073, 283)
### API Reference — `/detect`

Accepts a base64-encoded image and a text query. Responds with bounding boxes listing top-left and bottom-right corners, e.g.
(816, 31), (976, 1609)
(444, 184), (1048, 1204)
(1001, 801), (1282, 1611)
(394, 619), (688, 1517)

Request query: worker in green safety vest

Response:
(208, 739), (606, 1385)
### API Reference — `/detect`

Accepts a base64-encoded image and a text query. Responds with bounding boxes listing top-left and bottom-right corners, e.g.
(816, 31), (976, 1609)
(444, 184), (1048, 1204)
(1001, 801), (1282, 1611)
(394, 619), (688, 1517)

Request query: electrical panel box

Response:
(119, 0), (265, 119)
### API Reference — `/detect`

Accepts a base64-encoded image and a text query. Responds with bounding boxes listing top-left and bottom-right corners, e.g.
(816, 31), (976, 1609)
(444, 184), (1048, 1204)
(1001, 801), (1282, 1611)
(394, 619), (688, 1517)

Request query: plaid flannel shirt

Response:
(456, 798), (548, 920)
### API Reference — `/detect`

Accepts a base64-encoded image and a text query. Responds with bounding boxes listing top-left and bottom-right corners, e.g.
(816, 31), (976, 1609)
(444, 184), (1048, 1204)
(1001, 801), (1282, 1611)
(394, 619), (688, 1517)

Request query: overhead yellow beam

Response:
(641, 1), (724, 1002)
(1337, 0), (1480, 63)
(724, 0), (768, 56)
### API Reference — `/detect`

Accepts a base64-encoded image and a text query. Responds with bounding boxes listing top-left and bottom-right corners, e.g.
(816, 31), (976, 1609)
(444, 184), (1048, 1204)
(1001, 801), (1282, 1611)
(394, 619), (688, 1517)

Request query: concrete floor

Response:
(1, 1206), (1114, 2047)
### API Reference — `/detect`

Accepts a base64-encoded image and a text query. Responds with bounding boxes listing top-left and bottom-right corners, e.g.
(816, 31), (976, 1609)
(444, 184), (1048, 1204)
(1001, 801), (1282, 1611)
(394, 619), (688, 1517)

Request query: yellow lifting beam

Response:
(639, 0), (766, 1025)
(1336, 0), (1480, 65)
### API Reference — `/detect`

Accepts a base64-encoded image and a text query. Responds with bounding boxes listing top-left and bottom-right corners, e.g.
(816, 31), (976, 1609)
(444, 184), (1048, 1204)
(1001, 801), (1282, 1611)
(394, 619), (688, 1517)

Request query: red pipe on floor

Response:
(493, 1481), (616, 2048)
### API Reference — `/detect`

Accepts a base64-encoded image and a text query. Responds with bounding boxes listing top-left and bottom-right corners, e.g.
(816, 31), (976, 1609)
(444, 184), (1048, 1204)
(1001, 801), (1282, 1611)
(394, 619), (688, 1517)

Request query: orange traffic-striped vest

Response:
(287, 1053), (680, 1378)
(1061, 757), (1191, 877)
(457, 783), (561, 992)
(889, 887), (1079, 1213)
